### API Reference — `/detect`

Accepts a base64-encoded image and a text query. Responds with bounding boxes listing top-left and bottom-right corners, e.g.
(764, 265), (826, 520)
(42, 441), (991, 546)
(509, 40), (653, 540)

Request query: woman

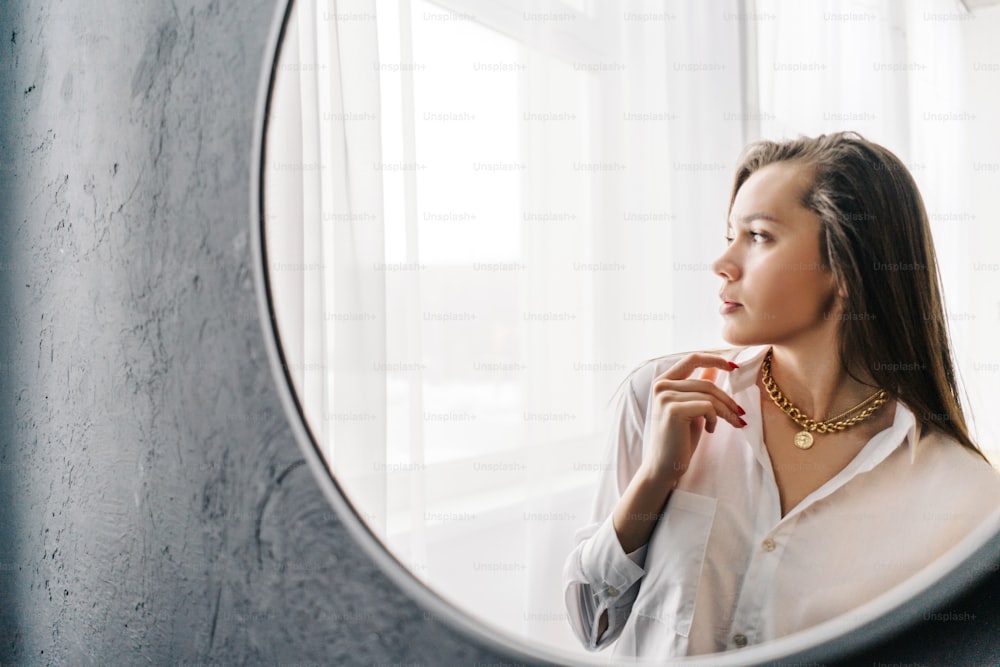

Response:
(563, 132), (1000, 659)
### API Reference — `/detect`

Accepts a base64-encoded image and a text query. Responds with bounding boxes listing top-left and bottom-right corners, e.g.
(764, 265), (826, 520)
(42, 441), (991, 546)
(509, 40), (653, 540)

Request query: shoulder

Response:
(917, 424), (999, 474)
(913, 428), (1000, 505)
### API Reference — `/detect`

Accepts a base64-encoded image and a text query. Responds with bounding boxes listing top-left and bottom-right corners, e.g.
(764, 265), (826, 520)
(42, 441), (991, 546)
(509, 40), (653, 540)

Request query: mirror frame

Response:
(248, 0), (1000, 664)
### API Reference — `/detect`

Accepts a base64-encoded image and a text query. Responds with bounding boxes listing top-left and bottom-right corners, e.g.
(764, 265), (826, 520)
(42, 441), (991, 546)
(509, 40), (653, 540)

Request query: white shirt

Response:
(563, 345), (1000, 659)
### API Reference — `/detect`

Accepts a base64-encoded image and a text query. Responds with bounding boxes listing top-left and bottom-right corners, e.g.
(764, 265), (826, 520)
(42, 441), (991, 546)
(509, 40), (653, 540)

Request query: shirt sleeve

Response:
(562, 369), (650, 651)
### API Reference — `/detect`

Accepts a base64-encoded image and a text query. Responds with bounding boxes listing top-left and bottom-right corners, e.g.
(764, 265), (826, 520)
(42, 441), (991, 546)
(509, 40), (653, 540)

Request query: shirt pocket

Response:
(629, 489), (717, 638)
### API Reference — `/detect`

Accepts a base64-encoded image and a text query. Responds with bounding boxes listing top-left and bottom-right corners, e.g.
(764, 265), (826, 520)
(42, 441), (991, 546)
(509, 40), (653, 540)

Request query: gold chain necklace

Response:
(760, 348), (888, 450)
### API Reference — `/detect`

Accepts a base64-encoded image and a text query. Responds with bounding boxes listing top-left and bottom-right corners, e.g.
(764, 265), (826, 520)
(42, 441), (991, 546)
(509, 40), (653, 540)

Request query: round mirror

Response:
(252, 0), (1000, 663)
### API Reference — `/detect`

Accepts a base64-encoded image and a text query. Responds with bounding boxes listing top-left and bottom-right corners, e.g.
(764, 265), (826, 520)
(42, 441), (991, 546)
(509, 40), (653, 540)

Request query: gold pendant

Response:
(793, 431), (814, 450)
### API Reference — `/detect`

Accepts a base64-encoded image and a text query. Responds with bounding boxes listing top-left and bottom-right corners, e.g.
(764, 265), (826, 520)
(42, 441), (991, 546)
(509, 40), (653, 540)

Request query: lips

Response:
(719, 293), (742, 306)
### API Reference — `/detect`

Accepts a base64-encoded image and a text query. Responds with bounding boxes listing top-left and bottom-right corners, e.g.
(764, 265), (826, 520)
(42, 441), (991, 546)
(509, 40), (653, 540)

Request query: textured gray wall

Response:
(0, 1), (998, 665)
(0, 1), (506, 664)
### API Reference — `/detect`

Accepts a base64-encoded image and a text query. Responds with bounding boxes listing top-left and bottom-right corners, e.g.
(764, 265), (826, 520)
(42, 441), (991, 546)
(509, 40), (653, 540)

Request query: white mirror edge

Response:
(248, 0), (1000, 664)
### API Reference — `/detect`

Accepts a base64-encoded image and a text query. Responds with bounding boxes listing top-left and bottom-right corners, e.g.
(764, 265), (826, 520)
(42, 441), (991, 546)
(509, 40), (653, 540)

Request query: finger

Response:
(660, 390), (745, 429)
(659, 353), (739, 382)
(703, 413), (717, 434)
(667, 399), (719, 433)
(653, 378), (746, 420)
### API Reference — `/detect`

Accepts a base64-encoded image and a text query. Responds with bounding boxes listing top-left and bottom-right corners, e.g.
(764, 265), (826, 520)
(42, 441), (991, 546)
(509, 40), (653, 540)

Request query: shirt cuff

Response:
(580, 513), (647, 604)
(625, 543), (648, 567)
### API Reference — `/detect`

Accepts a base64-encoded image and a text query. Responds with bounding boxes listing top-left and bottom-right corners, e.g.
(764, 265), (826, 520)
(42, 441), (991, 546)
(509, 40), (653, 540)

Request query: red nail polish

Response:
(728, 361), (740, 369)
(738, 417), (748, 427)
(736, 405), (746, 416)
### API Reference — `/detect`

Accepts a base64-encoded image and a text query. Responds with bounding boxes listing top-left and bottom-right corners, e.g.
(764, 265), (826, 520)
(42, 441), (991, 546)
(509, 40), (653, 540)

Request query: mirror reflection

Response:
(263, 0), (1000, 660)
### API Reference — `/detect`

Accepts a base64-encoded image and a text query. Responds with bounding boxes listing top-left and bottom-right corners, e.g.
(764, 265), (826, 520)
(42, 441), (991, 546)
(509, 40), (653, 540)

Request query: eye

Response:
(749, 230), (769, 243)
(724, 234), (735, 245)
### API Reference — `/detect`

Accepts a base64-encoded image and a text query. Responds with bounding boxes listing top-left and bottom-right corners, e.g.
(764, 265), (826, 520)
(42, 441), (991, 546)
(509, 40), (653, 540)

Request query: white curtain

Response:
(370, 0), (746, 654)
(266, 0), (1000, 656)
(266, 0), (388, 529)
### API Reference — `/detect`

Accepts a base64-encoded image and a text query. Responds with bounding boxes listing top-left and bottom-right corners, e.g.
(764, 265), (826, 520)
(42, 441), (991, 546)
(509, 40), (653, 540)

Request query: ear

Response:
(830, 272), (847, 299)
(823, 270), (847, 301)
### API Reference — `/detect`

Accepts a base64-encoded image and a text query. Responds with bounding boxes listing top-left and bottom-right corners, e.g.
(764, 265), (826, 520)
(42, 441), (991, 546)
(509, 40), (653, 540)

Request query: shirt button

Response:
(762, 538), (776, 552)
(607, 585), (619, 597)
(733, 633), (748, 648)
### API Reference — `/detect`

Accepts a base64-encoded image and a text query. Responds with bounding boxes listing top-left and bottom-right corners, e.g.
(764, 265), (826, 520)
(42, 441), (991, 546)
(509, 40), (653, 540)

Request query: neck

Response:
(763, 332), (878, 422)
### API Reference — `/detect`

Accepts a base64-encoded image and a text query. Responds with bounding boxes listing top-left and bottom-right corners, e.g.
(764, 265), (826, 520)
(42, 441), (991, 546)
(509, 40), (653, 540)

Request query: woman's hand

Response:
(604, 352), (748, 612)
(638, 353), (746, 487)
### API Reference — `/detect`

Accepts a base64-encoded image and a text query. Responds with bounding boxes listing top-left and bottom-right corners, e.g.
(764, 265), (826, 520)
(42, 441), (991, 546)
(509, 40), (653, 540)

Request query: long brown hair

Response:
(731, 131), (983, 459)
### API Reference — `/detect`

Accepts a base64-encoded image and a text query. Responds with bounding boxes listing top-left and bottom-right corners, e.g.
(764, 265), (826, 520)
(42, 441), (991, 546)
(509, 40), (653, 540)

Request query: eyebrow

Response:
(727, 212), (784, 227)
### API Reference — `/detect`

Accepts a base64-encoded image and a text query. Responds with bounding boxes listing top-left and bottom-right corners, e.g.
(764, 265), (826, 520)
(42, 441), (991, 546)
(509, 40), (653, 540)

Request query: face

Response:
(712, 161), (841, 347)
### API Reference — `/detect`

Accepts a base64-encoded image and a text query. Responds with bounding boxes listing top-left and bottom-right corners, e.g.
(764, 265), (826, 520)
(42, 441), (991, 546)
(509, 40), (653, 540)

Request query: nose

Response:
(712, 242), (740, 282)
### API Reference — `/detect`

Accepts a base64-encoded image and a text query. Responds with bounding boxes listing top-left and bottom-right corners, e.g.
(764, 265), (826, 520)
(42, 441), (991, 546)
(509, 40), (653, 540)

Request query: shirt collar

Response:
(723, 344), (921, 465)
